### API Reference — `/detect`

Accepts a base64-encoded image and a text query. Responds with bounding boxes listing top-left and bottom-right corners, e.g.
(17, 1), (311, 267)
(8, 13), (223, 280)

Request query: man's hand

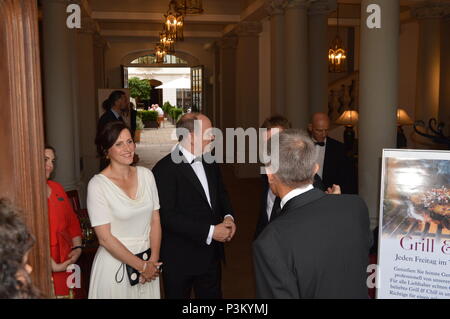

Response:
(212, 223), (232, 243)
(223, 217), (236, 242)
(325, 184), (341, 195)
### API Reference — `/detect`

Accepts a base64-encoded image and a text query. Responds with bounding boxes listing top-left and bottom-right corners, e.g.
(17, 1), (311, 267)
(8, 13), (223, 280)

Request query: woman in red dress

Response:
(45, 146), (82, 297)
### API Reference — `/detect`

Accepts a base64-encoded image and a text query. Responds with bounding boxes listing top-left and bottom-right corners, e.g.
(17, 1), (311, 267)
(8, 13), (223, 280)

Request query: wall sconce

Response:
(396, 108), (413, 148)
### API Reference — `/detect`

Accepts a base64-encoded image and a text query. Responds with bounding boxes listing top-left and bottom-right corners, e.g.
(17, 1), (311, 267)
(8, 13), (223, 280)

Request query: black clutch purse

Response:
(115, 248), (151, 286)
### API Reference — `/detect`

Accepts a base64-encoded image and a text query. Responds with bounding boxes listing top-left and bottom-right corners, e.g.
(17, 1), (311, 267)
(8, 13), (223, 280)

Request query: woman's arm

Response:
(94, 224), (146, 272)
(67, 236), (83, 263)
(149, 210), (161, 263)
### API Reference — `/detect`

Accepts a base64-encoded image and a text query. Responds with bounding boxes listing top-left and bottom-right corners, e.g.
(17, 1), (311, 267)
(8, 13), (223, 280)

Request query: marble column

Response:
(359, 0), (399, 229)
(42, 0), (79, 190)
(439, 15), (450, 136)
(266, 0), (286, 115)
(235, 22), (262, 178)
(284, 0), (309, 128)
(219, 36), (238, 131)
(76, 18), (100, 206)
(412, 3), (449, 124)
(308, 0), (333, 116)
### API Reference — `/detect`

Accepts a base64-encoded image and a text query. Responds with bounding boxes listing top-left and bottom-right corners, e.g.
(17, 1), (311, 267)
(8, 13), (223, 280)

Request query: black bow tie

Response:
(315, 142), (325, 147)
(191, 156), (202, 164)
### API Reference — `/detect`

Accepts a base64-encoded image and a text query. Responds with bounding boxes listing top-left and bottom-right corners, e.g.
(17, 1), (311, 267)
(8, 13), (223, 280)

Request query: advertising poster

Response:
(377, 149), (450, 299)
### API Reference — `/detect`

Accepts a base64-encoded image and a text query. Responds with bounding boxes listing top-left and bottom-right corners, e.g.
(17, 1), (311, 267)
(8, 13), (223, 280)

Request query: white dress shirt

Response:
(280, 184), (314, 210)
(266, 188), (277, 220)
(178, 145), (233, 245)
(314, 138), (327, 178)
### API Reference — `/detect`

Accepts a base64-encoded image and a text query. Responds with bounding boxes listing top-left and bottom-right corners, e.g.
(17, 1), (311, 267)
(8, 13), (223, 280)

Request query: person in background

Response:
(87, 121), (162, 298)
(308, 112), (354, 193)
(98, 91), (128, 133)
(45, 145), (83, 298)
(129, 102), (137, 139)
(0, 198), (41, 299)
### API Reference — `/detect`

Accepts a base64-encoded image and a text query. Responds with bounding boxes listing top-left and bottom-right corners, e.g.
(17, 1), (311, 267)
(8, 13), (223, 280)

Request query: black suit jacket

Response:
(152, 148), (234, 275)
(254, 174), (326, 239)
(97, 109), (123, 134)
(322, 137), (347, 191)
(253, 188), (371, 299)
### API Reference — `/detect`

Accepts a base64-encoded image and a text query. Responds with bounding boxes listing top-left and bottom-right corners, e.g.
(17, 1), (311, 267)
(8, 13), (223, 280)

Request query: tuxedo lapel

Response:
(203, 161), (217, 209)
(174, 151), (211, 208)
(280, 189), (326, 217)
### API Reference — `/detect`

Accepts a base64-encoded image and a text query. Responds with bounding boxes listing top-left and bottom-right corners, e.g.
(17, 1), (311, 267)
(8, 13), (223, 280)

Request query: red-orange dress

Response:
(47, 180), (82, 296)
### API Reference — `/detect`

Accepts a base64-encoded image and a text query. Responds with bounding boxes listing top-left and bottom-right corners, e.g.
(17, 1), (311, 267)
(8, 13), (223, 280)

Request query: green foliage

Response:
(136, 116), (144, 130)
(162, 101), (172, 114)
(137, 110), (158, 127)
(169, 107), (183, 122)
(129, 77), (151, 101)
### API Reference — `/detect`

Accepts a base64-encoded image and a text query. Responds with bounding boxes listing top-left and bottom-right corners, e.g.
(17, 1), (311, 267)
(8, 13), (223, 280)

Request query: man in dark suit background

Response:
(308, 112), (355, 193)
(97, 90), (128, 133)
(152, 113), (236, 299)
(253, 129), (371, 298)
(254, 116), (339, 239)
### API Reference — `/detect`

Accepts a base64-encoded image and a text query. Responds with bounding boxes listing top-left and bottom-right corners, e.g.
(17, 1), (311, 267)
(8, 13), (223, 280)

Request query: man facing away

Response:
(152, 113), (236, 299)
(253, 129), (371, 299)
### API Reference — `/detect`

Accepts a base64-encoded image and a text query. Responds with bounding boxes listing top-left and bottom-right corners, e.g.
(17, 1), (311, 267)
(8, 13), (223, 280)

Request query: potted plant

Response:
(138, 110), (159, 128)
(134, 116), (144, 143)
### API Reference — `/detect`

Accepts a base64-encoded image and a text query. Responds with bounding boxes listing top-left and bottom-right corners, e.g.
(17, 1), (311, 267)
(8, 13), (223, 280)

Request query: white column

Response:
(235, 22), (262, 178)
(219, 36), (238, 130)
(308, 0), (333, 116)
(412, 3), (448, 125)
(266, 0), (285, 115)
(439, 15), (450, 136)
(42, 0), (79, 190)
(359, 0), (399, 229)
(76, 18), (101, 206)
(284, 0), (309, 128)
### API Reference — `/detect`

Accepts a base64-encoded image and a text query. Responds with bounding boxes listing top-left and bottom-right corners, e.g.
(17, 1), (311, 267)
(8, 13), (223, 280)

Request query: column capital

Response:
(78, 16), (97, 34)
(93, 33), (107, 48)
(234, 21), (263, 37)
(411, 2), (450, 20)
(265, 0), (287, 16)
(285, 0), (310, 10)
(219, 36), (238, 50)
(308, 0), (335, 16)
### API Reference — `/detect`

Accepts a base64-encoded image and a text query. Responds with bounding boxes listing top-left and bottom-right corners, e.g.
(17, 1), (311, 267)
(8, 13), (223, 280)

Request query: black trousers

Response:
(162, 260), (222, 299)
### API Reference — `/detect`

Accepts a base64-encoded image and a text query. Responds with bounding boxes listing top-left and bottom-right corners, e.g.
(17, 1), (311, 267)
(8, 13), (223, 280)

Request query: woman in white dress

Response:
(87, 121), (162, 299)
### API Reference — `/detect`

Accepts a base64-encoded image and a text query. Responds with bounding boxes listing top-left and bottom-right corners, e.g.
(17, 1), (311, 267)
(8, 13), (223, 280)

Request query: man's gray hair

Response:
(268, 129), (318, 188)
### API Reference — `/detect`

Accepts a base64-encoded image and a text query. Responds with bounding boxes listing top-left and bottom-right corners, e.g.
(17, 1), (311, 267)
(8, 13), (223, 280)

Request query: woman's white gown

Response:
(87, 166), (160, 299)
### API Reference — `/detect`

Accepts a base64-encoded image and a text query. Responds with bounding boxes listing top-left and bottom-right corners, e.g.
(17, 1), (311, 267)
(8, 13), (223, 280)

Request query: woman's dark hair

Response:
(95, 121), (132, 159)
(0, 199), (40, 299)
(44, 145), (55, 154)
(102, 90), (125, 111)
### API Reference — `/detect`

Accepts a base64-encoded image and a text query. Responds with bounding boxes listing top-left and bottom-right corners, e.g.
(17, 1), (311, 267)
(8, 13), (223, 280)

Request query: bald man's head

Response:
(308, 112), (330, 143)
(176, 113), (213, 155)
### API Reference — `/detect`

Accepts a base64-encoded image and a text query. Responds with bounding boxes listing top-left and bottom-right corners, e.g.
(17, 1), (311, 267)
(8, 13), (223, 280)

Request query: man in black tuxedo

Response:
(308, 112), (355, 193)
(253, 129), (371, 298)
(152, 113), (236, 299)
(254, 116), (339, 239)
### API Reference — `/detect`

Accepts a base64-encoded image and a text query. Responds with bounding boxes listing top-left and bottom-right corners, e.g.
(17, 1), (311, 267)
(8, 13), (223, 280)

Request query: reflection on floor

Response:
(136, 123), (260, 298)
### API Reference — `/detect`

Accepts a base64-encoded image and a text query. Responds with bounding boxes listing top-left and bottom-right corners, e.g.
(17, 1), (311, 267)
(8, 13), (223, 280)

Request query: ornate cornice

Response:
(219, 36), (238, 50)
(411, 2), (450, 20)
(308, 0), (335, 16)
(234, 21), (263, 37)
(265, 0), (287, 16)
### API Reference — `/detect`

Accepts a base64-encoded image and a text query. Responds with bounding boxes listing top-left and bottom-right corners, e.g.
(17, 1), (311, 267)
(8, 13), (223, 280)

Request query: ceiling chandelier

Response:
(175, 0), (204, 15)
(328, 4), (347, 73)
(164, 0), (184, 41)
(155, 43), (167, 63)
(159, 31), (175, 54)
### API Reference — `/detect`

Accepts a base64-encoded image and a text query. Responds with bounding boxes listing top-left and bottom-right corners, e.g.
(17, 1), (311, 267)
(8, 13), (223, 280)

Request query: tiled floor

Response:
(136, 121), (259, 298)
